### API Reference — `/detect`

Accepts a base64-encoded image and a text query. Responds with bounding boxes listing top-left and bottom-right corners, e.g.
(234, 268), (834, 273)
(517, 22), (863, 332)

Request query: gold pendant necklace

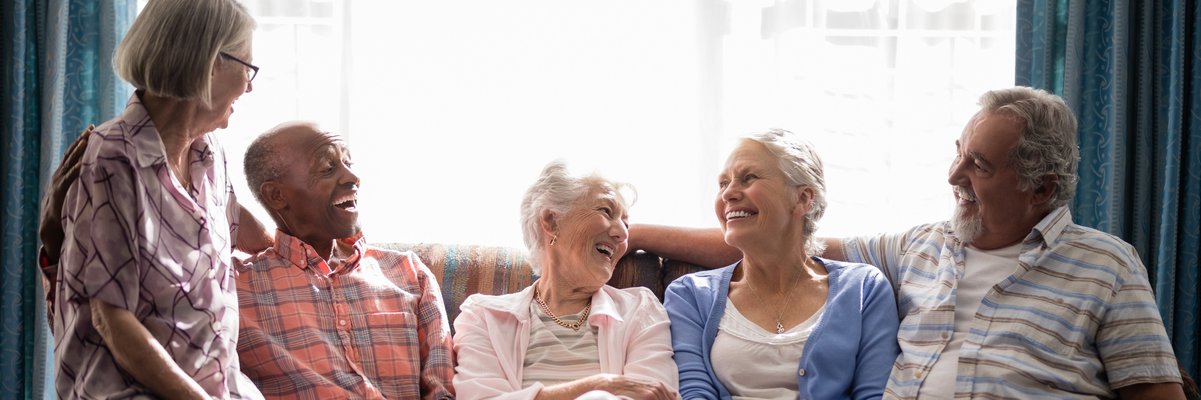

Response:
(533, 287), (592, 331)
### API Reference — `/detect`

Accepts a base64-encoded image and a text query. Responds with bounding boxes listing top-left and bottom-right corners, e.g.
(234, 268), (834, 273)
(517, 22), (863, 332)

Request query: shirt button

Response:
(941, 332), (949, 339)
(208, 269), (217, 279)
(797, 368), (806, 377)
(215, 370), (224, 381)
(191, 208), (204, 220)
(213, 322), (223, 332)
(339, 319), (347, 326)
(915, 371), (924, 379)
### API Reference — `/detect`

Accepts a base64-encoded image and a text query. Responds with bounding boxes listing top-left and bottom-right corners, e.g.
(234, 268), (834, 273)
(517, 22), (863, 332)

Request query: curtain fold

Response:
(1, 0), (133, 398)
(1017, 0), (1200, 378)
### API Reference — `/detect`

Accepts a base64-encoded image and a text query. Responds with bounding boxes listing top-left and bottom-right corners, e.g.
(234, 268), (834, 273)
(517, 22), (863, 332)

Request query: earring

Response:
(550, 235), (557, 246)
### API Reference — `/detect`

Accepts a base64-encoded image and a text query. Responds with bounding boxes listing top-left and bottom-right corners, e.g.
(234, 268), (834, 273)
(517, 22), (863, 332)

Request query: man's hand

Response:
(39, 126), (93, 266)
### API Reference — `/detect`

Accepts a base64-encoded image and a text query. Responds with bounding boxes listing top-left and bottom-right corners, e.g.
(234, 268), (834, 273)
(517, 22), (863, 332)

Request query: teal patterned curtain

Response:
(1017, 0), (1200, 377)
(1, 0), (134, 398)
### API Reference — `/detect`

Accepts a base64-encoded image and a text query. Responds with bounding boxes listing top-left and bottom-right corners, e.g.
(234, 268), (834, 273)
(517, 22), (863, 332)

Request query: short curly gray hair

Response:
(743, 129), (827, 257)
(519, 160), (634, 275)
(979, 87), (1080, 210)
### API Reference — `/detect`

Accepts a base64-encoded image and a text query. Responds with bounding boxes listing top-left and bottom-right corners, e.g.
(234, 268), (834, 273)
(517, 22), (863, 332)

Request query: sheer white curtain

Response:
(221, 0), (1014, 248)
(719, 0), (1016, 237)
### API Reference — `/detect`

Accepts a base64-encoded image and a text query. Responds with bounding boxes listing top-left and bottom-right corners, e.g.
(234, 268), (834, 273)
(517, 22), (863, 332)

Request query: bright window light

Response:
(160, 0), (1015, 248)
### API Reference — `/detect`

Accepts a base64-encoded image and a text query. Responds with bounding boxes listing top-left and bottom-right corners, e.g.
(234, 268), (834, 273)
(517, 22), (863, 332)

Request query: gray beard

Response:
(951, 205), (983, 244)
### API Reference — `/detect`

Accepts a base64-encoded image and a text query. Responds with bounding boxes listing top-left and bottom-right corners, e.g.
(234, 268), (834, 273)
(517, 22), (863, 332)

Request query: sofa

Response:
(373, 243), (709, 327)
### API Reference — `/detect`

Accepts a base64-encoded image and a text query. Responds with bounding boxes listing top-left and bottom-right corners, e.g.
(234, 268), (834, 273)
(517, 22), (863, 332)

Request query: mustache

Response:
(955, 185), (977, 201)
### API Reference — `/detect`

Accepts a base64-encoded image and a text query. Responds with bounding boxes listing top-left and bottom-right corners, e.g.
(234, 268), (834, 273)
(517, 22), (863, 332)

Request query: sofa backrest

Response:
(372, 243), (707, 326)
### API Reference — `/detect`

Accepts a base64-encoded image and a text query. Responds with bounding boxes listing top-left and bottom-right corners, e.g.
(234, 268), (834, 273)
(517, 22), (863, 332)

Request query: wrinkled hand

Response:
(592, 374), (675, 400)
(39, 126), (93, 266)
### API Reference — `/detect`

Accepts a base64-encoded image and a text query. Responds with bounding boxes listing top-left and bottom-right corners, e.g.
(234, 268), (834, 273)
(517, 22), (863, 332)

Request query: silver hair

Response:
(519, 160), (634, 275)
(114, 0), (255, 106)
(979, 87), (1080, 210)
(744, 129), (828, 257)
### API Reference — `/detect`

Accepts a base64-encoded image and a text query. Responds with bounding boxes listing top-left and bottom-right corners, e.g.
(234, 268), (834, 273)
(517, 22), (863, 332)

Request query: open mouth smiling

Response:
(333, 193), (358, 211)
(725, 210), (757, 221)
(595, 243), (615, 258)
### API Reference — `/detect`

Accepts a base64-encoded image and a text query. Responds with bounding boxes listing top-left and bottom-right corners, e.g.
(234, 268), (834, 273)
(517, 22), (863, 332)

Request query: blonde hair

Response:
(114, 0), (255, 106)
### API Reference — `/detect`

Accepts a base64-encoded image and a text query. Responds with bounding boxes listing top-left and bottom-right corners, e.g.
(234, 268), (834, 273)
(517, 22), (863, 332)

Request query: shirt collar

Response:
(585, 287), (624, 323)
(497, 283), (625, 325)
(272, 229), (367, 276)
(1027, 206), (1072, 247)
(122, 92), (216, 170)
(945, 206), (1073, 250)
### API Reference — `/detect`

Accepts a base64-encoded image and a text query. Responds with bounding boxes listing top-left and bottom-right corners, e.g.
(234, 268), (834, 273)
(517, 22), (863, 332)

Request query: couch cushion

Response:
(373, 243), (533, 325)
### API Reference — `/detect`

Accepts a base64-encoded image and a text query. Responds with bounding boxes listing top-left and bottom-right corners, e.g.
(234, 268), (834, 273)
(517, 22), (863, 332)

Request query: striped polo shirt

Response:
(843, 207), (1180, 399)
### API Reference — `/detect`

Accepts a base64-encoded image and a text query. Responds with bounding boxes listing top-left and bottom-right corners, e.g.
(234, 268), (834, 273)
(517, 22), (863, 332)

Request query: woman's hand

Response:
(592, 374), (675, 400)
(39, 126), (92, 265)
(537, 374), (676, 400)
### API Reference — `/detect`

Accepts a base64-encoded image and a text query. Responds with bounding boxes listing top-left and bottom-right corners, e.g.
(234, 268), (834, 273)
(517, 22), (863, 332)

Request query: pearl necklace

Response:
(533, 287), (592, 331)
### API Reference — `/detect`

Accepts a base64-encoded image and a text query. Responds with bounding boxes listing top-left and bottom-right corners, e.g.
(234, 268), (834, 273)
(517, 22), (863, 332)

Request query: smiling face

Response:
(948, 111), (1046, 249)
(715, 140), (809, 253)
(204, 45), (254, 131)
(271, 125), (360, 245)
(541, 185), (630, 290)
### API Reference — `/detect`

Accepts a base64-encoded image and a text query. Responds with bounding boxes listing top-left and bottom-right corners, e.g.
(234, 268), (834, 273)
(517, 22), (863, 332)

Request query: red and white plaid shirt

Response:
(236, 230), (454, 399)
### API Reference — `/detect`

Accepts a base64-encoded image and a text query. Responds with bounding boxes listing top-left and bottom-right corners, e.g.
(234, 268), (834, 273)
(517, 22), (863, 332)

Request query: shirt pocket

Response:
(363, 311), (422, 396)
(987, 310), (1093, 361)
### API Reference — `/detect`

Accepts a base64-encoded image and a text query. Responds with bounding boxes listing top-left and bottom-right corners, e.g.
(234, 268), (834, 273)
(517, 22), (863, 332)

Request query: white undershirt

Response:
(918, 243), (1022, 399)
(712, 299), (824, 400)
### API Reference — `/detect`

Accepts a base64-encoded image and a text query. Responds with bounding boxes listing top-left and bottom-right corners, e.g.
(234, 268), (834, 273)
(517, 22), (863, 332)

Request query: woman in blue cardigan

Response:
(664, 129), (899, 400)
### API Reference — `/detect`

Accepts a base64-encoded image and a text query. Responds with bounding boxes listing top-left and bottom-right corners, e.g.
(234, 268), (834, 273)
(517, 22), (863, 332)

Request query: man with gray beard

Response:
(627, 87), (1184, 399)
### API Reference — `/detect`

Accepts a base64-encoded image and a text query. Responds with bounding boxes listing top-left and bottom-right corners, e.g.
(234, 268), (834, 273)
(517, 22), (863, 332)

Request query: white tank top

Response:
(712, 299), (824, 400)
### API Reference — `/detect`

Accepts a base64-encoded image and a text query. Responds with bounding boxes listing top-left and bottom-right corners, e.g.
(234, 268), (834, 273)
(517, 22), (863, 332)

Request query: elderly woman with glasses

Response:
(452, 160), (679, 400)
(43, 0), (268, 398)
(665, 129), (899, 399)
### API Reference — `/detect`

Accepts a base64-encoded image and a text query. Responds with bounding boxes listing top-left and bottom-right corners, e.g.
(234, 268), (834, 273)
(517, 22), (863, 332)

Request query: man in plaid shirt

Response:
(235, 121), (454, 399)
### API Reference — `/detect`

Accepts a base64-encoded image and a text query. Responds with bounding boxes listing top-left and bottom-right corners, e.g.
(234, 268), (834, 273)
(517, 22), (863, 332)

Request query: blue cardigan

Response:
(664, 257), (900, 400)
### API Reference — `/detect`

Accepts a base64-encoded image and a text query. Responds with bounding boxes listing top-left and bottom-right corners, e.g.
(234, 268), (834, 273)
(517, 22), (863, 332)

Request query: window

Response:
(206, 0), (1015, 247)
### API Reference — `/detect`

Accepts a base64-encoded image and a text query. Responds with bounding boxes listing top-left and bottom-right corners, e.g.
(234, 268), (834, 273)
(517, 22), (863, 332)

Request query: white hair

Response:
(519, 160), (634, 275)
(979, 87), (1080, 210)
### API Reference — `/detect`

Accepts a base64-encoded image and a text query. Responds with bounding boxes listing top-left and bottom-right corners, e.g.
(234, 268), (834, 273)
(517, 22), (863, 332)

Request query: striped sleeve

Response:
(1095, 241), (1181, 388)
(842, 226), (925, 286)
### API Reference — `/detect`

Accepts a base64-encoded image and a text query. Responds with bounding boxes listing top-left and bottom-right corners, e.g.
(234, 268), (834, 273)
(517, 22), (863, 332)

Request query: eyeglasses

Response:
(219, 52), (259, 82)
